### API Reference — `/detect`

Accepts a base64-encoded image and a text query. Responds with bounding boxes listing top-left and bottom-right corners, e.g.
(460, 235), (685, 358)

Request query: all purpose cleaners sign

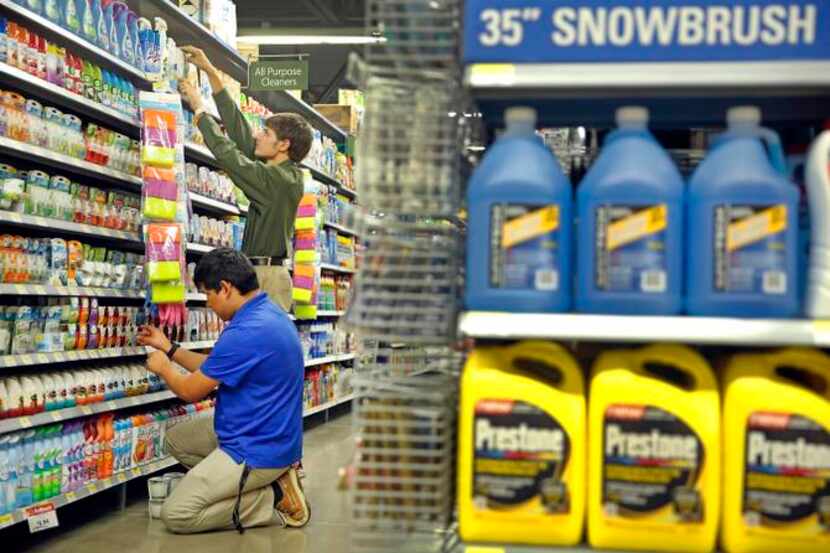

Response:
(463, 0), (830, 63)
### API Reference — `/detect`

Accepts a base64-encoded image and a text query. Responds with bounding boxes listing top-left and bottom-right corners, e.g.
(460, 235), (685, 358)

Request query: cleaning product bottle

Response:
(722, 348), (830, 553)
(91, 0), (108, 51)
(127, 10), (141, 69)
(102, 0), (119, 60)
(805, 125), (830, 318)
(458, 341), (585, 546)
(576, 107), (684, 314)
(588, 344), (720, 553)
(43, 0), (61, 25)
(80, 0), (97, 44)
(465, 107), (573, 312)
(687, 106), (799, 318)
(112, 2), (133, 66)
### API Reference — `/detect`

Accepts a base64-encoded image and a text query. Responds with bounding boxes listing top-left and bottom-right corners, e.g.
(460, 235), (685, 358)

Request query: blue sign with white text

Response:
(463, 0), (830, 63)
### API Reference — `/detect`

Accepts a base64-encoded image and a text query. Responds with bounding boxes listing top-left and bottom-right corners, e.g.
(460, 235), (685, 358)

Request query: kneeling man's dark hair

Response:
(194, 248), (259, 294)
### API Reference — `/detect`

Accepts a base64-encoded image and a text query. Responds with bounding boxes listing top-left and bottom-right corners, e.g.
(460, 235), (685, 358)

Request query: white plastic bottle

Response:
(806, 128), (830, 317)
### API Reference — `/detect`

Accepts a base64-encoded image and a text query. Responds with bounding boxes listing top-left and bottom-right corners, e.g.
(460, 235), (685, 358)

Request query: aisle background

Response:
(10, 413), (353, 553)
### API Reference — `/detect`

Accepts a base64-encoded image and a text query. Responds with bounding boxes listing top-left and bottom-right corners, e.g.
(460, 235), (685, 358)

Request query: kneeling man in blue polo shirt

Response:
(139, 248), (310, 534)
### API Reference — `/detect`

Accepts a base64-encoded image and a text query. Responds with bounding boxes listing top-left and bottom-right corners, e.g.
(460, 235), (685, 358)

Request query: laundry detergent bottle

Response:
(576, 106), (684, 315)
(465, 107), (573, 312)
(722, 348), (830, 553)
(687, 106), (799, 317)
(588, 344), (720, 553)
(458, 341), (586, 545)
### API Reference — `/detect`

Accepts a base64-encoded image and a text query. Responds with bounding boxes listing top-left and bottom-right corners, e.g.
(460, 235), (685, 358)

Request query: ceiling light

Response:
(237, 35), (388, 45)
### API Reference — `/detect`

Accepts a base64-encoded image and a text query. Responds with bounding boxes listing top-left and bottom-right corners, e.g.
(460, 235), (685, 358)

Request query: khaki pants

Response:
(161, 415), (288, 534)
(253, 265), (293, 312)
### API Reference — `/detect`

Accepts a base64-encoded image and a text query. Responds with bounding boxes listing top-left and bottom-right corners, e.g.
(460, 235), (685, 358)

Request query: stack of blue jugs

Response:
(466, 105), (800, 318)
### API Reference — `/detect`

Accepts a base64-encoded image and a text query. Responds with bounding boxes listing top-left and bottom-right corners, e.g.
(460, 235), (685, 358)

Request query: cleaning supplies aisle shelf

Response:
(0, 61), (137, 131)
(303, 392), (354, 417)
(188, 192), (240, 216)
(0, 210), (143, 245)
(0, 284), (143, 298)
(324, 221), (357, 237)
(0, 390), (176, 433)
(0, 454), (179, 531)
(0, 340), (216, 370)
(460, 312), (830, 347)
(305, 353), (355, 368)
(0, 0), (149, 83)
(0, 136), (143, 189)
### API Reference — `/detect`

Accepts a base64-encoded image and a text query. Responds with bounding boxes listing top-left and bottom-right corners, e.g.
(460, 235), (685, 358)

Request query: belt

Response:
(248, 256), (286, 267)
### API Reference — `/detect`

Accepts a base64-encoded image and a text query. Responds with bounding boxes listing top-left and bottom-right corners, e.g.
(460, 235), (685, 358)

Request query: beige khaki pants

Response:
(253, 265), (293, 312)
(161, 415), (288, 534)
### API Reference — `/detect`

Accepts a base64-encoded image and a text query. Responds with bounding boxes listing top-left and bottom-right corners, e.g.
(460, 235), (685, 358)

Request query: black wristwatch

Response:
(166, 342), (180, 360)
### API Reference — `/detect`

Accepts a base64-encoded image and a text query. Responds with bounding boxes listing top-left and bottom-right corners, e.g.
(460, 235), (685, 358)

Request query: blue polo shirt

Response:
(200, 293), (304, 468)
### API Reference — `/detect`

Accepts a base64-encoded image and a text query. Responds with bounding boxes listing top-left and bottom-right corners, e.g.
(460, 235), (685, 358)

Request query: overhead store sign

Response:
(463, 1), (830, 63)
(248, 60), (309, 91)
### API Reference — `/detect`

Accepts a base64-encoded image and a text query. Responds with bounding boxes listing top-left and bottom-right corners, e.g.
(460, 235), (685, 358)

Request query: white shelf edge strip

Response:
(320, 263), (356, 274)
(303, 393), (354, 418)
(0, 136), (142, 187)
(304, 353), (356, 368)
(465, 61), (830, 88)
(0, 390), (176, 434)
(0, 284), (143, 298)
(316, 311), (346, 317)
(323, 222), (358, 236)
(0, 342), (217, 370)
(189, 192), (240, 215)
(0, 210), (142, 243)
(460, 312), (830, 347)
(0, 0), (147, 81)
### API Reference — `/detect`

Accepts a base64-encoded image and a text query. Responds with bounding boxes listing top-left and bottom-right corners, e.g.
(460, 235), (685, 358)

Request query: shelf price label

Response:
(464, 0), (830, 64)
(26, 504), (58, 534)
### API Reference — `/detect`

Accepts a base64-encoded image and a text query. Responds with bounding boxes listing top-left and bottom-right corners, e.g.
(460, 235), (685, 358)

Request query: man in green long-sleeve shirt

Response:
(179, 46), (311, 312)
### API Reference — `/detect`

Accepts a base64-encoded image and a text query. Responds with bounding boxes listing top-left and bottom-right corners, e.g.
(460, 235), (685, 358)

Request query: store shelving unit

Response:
(324, 221), (358, 237)
(305, 353), (356, 368)
(0, 136), (143, 191)
(321, 263), (356, 275)
(305, 165), (359, 200)
(0, 455), (179, 531)
(0, 1), (358, 535)
(0, 210), (143, 246)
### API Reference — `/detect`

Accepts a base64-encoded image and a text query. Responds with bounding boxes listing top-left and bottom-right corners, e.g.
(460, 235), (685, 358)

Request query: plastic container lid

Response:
(727, 106), (761, 127)
(615, 106), (649, 127)
(504, 107), (537, 128)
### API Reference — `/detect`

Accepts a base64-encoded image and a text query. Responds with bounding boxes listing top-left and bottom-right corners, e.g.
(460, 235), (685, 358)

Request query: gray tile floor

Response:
(18, 413), (354, 553)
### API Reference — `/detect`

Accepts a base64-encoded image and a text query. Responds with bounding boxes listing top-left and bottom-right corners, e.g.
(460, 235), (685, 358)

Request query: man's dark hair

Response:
(266, 113), (313, 162)
(194, 248), (259, 294)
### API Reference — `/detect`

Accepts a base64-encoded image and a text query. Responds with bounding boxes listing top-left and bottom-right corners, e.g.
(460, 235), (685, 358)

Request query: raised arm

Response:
(181, 45), (256, 159)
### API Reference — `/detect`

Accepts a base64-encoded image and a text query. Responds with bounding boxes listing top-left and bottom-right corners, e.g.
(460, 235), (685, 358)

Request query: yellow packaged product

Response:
(722, 347), (830, 553)
(588, 344), (720, 552)
(457, 341), (585, 546)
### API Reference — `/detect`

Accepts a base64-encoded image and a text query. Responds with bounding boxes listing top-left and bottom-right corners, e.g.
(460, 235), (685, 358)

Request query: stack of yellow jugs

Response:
(458, 341), (830, 552)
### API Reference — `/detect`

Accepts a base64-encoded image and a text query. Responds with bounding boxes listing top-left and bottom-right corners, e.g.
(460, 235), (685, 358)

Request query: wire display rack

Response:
(348, 2), (466, 551)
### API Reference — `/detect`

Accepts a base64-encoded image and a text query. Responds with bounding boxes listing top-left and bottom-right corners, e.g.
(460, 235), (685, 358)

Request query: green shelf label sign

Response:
(249, 60), (309, 91)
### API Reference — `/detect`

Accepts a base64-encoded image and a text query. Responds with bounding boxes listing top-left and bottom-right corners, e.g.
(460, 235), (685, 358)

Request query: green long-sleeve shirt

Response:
(197, 89), (303, 258)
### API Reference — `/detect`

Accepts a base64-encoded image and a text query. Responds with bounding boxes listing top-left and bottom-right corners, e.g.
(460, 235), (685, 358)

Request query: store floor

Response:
(20, 412), (354, 553)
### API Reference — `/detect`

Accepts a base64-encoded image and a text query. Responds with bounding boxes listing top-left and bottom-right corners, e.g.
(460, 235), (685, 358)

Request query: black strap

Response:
(232, 464), (252, 534)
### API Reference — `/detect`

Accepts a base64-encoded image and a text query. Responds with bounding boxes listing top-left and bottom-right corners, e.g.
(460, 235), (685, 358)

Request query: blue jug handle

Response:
(759, 127), (788, 176)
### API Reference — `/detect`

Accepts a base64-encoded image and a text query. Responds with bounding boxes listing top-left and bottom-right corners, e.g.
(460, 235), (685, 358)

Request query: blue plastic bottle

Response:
(112, 2), (133, 66)
(79, 0), (97, 44)
(576, 107), (684, 315)
(687, 106), (799, 318)
(43, 0), (61, 24)
(127, 10), (142, 69)
(61, 0), (82, 36)
(103, 0), (120, 60)
(465, 107), (573, 312)
(91, 0), (108, 51)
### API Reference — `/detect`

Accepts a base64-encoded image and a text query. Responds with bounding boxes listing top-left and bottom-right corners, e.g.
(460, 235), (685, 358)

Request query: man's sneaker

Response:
(272, 468), (311, 528)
